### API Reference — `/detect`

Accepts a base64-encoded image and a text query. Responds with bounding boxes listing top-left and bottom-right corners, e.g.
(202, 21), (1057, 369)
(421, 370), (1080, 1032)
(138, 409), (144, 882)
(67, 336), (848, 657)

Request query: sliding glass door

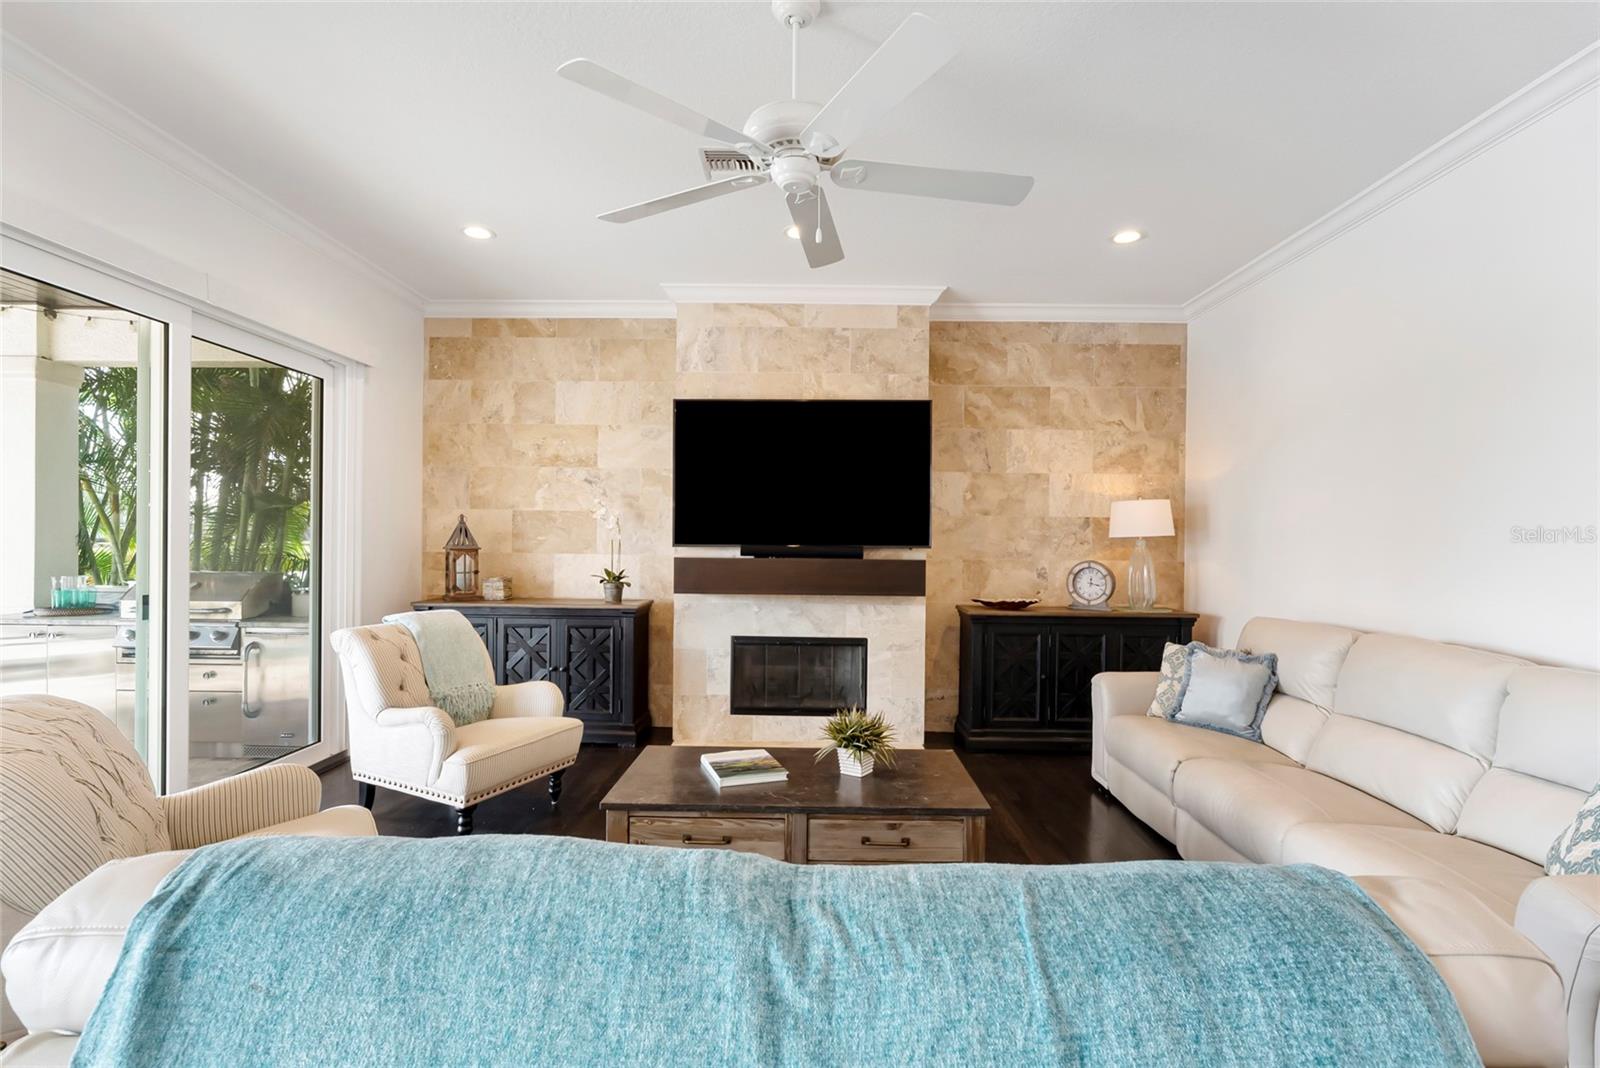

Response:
(1, 239), (349, 793)
(0, 268), (168, 778)
(185, 338), (322, 786)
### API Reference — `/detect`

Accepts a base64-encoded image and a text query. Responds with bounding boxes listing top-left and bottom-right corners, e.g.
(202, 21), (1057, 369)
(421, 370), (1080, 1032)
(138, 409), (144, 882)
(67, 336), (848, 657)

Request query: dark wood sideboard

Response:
(956, 605), (1198, 752)
(411, 598), (652, 746)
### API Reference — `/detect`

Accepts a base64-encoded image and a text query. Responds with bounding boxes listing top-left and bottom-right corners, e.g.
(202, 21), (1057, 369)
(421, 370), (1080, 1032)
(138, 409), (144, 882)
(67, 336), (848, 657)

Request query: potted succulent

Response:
(591, 503), (630, 604)
(815, 707), (897, 778)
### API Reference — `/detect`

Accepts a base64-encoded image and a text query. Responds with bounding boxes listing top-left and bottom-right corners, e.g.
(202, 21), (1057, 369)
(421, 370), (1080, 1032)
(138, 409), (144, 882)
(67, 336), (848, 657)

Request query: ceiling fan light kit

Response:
(557, 2), (1035, 269)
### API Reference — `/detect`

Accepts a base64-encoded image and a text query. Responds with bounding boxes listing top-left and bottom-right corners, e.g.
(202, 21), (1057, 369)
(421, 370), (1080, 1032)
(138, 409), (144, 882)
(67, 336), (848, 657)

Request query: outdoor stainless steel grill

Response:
(113, 571), (311, 764)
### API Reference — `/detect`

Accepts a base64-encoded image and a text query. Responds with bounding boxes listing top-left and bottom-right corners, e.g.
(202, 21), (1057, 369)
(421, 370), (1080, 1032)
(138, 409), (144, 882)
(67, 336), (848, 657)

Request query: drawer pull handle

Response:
(681, 834), (732, 845)
(202, 670), (218, 680)
(201, 697), (217, 707)
(861, 836), (912, 848)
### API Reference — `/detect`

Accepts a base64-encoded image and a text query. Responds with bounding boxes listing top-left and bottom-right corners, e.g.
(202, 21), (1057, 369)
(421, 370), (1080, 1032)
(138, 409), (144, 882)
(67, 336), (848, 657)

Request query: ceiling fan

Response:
(557, 1), (1034, 268)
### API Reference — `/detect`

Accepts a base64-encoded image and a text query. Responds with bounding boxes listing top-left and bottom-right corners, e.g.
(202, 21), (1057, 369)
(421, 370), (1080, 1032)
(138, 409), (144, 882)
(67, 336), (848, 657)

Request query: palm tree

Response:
(78, 361), (317, 589)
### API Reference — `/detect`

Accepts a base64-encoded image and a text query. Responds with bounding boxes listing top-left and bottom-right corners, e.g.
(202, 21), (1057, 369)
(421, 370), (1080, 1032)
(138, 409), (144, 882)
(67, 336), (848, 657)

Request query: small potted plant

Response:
(591, 503), (630, 604)
(815, 707), (896, 778)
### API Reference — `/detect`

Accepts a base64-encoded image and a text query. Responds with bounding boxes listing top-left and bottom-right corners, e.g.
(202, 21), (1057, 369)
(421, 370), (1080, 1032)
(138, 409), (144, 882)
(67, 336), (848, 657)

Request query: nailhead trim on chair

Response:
(353, 756), (578, 808)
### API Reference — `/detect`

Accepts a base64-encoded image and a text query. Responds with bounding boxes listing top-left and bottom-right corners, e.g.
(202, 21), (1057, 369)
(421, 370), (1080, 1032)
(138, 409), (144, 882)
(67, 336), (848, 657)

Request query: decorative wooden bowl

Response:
(971, 598), (1040, 611)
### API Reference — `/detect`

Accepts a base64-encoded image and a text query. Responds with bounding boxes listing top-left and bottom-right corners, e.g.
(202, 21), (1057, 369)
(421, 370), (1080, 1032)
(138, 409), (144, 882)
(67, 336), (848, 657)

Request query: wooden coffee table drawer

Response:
(807, 817), (966, 864)
(627, 813), (787, 860)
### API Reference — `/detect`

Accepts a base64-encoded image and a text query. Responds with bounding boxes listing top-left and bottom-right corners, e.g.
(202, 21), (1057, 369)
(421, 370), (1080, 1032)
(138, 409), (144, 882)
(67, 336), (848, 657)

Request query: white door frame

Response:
(3, 227), (363, 789)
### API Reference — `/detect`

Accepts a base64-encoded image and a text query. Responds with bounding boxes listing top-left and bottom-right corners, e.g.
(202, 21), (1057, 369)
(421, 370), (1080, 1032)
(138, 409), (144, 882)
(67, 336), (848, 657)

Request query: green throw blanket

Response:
(75, 837), (1477, 1067)
(383, 609), (494, 725)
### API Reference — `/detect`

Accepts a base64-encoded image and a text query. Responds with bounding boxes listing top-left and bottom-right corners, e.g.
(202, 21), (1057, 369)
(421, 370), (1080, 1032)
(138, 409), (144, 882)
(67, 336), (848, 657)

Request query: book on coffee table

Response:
(700, 749), (788, 788)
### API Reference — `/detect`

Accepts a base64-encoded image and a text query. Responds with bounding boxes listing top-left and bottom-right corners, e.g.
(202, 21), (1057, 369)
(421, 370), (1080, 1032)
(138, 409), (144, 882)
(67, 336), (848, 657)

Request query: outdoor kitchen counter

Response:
(0, 611), (311, 629)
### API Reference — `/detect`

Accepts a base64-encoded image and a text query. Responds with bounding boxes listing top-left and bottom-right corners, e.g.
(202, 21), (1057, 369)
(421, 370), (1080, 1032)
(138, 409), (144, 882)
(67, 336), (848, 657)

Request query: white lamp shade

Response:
(1108, 498), (1174, 539)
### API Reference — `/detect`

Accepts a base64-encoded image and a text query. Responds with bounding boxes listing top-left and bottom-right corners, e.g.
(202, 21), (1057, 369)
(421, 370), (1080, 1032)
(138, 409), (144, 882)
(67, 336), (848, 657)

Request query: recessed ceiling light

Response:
(1111, 229), (1143, 245)
(784, 224), (801, 240)
(462, 225), (496, 240)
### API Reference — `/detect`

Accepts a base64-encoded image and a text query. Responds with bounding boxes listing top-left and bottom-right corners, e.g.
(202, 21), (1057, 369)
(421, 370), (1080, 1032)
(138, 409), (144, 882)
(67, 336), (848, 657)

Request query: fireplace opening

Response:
(730, 635), (867, 717)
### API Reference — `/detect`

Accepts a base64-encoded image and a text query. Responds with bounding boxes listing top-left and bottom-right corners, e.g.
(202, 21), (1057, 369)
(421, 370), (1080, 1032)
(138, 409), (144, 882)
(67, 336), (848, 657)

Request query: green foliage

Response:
(592, 568), (631, 587)
(76, 361), (317, 590)
(814, 707), (897, 767)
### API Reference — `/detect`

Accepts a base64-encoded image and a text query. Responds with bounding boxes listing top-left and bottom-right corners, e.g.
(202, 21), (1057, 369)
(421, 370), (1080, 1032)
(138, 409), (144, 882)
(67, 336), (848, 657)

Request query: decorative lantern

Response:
(443, 513), (481, 600)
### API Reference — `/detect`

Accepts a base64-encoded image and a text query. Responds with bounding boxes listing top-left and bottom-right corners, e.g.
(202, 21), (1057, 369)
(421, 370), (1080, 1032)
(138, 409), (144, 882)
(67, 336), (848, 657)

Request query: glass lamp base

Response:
(1126, 538), (1158, 610)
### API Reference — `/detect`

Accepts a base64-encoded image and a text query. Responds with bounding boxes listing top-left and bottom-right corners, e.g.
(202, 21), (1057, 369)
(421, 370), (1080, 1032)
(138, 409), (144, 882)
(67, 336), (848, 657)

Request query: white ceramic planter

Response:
(837, 750), (875, 777)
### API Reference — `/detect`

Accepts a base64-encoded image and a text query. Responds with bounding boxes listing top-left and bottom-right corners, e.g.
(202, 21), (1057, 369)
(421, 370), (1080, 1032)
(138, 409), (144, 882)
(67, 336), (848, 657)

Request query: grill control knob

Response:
(188, 628), (200, 642)
(210, 629), (229, 643)
(120, 629), (136, 642)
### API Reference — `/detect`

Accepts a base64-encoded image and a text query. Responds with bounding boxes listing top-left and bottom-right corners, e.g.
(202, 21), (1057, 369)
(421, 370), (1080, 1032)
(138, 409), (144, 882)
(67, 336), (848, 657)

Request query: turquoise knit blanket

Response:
(382, 609), (494, 726)
(75, 837), (1477, 1067)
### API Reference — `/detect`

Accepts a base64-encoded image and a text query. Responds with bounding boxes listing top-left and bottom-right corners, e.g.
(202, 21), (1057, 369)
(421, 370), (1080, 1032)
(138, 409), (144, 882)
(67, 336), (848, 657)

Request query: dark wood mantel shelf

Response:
(673, 556), (926, 597)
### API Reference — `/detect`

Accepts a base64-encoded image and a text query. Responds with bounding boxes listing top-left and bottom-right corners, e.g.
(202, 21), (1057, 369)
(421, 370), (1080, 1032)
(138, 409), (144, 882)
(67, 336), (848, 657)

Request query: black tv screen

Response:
(673, 399), (931, 548)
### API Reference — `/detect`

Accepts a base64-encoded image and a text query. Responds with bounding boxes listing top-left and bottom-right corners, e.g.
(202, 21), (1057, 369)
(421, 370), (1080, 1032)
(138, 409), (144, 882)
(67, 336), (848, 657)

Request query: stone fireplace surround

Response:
(670, 301), (931, 748)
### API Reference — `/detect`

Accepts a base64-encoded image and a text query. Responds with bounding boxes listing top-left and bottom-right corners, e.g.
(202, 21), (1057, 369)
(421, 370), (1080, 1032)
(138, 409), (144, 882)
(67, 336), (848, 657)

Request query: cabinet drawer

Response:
(628, 814), (787, 860)
(807, 817), (966, 864)
(189, 662), (242, 692)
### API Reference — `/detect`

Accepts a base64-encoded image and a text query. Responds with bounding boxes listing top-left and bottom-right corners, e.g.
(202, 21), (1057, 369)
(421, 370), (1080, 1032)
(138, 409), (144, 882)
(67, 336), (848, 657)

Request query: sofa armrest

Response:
(492, 680), (565, 719)
(1517, 875), (1600, 1067)
(1092, 672), (1160, 719)
(1090, 672), (1160, 789)
(161, 764), (321, 849)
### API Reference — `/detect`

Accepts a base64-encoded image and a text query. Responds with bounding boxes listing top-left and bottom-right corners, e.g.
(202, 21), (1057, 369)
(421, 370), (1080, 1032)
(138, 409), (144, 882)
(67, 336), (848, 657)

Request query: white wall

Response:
(1186, 87), (1599, 667)
(0, 70), (425, 625)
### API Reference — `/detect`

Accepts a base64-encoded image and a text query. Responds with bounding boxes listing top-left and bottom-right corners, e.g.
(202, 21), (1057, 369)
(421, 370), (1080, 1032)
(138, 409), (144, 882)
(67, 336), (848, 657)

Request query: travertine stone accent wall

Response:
(923, 321), (1187, 730)
(421, 317), (677, 721)
(419, 312), (1185, 737)
(672, 303), (930, 747)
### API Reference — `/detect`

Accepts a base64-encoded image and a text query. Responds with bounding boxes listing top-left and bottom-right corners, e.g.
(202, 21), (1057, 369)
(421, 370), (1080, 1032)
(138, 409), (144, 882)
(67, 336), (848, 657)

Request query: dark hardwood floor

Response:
(317, 731), (1177, 865)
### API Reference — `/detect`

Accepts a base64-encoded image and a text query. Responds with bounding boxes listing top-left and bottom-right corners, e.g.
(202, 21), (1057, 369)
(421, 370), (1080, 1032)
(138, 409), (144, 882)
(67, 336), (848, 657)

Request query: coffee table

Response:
(601, 746), (989, 864)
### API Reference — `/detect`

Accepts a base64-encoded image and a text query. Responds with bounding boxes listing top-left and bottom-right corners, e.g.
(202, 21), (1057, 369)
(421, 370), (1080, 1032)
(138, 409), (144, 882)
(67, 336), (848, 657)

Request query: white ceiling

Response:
(4, 2), (1596, 307)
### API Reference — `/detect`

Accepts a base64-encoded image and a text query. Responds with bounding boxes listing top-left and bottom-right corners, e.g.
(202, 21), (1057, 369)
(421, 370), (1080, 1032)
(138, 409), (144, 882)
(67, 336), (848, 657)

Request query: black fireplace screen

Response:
(730, 635), (867, 717)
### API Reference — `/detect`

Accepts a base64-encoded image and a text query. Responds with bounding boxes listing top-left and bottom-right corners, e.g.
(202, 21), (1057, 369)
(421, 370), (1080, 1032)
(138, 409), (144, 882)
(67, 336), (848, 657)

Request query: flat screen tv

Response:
(673, 399), (931, 551)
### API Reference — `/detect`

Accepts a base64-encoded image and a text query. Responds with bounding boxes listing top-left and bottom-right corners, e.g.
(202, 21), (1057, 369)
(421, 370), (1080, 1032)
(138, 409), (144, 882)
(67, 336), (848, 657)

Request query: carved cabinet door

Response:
(498, 619), (557, 686)
(1049, 628), (1109, 731)
(979, 624), (1048, 726)
(563, 620), (622, 722)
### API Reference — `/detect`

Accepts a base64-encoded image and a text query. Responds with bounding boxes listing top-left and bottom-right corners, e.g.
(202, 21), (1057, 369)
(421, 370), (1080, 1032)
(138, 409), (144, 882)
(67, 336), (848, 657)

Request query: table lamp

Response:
(1108, 499), (1174, 610)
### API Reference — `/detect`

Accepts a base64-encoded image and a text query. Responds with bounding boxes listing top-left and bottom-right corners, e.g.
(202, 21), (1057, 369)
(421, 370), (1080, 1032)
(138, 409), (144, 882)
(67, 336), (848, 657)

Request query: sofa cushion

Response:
(1170, 644), (1278, 741)
(432, 716), (583, 803)
(1101, 715), (1295, 803)
(1357, 875), (1566, 1068)
(1257, 693), (1328, 766)
(1237, 617), (1361, 710)
(1280, 822), (1544, 922)
(1457, 666), (1598, 865)
(1307, 633), (1528, 832)
(1173, 760), (1428, 864)
(1, 850), (191, 1036)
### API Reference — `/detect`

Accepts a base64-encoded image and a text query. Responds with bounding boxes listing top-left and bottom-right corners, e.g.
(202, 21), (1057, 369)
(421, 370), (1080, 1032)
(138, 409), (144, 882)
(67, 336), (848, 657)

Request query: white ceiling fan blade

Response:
(785, 188), (844, 268)
(558, 59), (772, 156)
(798, 13), (957, 158)
(831, 160), (1033, 206)
(598, 174), (768, 223)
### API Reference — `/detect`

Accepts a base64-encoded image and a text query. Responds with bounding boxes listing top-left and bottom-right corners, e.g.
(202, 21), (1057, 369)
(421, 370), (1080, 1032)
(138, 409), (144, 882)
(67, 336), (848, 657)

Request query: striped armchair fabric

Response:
(0, 694), (377, 1043)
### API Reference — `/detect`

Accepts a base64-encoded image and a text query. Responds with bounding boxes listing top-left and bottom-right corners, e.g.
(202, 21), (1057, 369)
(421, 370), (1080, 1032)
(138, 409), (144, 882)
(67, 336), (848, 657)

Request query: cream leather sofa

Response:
(1093, 618), (1599, 1068)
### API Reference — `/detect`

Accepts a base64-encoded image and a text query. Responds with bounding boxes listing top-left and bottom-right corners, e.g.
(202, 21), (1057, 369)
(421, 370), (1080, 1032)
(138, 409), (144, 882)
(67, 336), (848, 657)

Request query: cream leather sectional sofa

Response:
(1092, 617), (1600, 1068)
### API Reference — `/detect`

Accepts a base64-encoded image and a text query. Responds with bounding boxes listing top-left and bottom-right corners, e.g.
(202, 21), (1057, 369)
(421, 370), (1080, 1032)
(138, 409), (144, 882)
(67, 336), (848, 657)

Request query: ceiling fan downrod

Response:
(773, 0), (819, 101)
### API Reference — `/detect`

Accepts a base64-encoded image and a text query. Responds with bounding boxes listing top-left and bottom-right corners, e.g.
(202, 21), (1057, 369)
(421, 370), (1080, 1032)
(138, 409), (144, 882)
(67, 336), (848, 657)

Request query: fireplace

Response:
(730, 635), (867, 717)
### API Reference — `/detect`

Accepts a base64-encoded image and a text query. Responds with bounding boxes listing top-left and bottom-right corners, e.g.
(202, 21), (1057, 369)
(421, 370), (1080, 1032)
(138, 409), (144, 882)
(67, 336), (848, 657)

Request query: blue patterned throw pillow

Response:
(1170, 643), (1279, 742)
(1145, 642), (1188, 718)
(1547, 784), (1600, 875)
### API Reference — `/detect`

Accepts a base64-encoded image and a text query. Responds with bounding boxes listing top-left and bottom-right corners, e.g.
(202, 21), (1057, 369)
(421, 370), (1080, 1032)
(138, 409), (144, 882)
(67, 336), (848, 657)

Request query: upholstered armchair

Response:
(0, 693), (376, 1046)
(330, 621), (582, 834)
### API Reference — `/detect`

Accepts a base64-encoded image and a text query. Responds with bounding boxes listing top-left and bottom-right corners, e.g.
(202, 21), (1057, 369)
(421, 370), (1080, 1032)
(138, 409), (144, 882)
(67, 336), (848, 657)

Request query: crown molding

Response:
(661, 283), (946, 306)
(1185, 42), (1600, 320)
(1, 33), (426, 309)
(930, 303), (1185, 323)
(424, 300), (675, 319)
